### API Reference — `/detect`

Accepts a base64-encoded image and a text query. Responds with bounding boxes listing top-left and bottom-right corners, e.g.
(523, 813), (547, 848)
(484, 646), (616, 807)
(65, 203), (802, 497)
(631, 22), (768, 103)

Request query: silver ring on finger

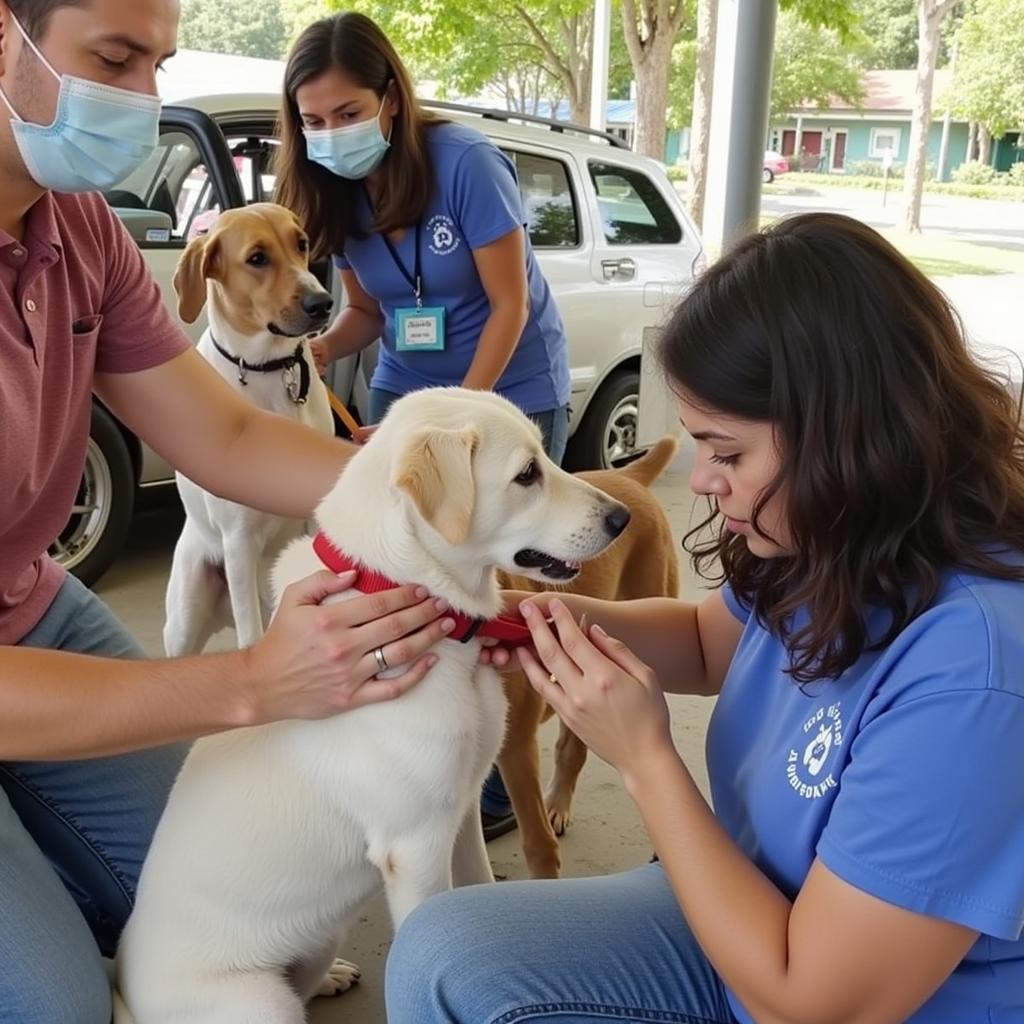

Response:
(373, 646), (389, 674)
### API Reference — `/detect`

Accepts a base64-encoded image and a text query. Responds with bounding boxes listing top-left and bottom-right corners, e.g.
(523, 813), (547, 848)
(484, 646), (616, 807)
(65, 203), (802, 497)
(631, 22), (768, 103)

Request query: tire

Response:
(762, 167), (775, 184)
(49, 403), (135, 588)
(564, 369), (641, 471)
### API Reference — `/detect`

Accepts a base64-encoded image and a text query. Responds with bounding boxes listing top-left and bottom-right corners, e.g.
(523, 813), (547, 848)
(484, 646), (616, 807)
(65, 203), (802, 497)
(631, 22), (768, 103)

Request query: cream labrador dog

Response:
(115, 387), (629, 1024)
(164, 203), (335, 656)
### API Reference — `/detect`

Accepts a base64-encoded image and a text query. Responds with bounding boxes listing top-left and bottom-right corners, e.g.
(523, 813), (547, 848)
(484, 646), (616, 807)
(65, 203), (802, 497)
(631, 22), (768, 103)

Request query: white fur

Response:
(162, 306), (334, 655)
(117, 388), (625, 1023)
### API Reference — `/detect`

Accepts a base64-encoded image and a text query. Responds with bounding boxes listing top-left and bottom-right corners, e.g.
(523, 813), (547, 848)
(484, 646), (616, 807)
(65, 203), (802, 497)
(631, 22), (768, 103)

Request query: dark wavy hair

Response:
(274, 11), (443, 259)
(662, 212), (1024, 683)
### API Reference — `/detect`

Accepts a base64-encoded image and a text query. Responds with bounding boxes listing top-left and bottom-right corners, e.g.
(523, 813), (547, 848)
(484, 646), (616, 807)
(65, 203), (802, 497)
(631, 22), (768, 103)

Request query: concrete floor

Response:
(97, 445), (715, 1024)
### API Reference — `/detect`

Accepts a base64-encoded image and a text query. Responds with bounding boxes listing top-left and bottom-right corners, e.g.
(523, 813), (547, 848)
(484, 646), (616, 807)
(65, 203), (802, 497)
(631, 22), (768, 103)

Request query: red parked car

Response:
(763, 150), (790, 183)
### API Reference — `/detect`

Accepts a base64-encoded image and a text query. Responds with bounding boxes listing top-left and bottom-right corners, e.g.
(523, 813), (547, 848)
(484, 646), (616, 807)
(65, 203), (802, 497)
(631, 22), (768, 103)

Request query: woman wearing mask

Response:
(275, 11), (573, 838)
(274, 11), (572, 464)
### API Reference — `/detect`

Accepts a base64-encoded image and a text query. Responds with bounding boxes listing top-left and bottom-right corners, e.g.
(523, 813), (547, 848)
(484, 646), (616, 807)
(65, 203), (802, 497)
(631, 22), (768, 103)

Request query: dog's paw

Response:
(316, 958), (361, 998)
(546, 791), (573, 836)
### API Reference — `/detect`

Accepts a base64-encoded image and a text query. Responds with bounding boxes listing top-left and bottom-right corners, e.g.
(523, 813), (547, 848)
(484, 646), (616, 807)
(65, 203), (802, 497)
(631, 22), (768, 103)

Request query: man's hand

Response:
(243, 570), (458, 722)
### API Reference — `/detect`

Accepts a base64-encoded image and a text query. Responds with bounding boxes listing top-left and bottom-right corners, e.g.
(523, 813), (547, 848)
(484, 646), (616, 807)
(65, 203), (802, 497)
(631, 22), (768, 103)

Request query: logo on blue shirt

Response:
(786, 702), (845, 799)
(427, 214), (460, 256)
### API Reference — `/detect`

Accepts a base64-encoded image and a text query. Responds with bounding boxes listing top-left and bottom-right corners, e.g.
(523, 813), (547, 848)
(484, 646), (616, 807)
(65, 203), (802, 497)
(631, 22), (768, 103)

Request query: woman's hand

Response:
(243, 570), (456, 723)
(309, 336), (332, 376)
(516, 598), (675, 782)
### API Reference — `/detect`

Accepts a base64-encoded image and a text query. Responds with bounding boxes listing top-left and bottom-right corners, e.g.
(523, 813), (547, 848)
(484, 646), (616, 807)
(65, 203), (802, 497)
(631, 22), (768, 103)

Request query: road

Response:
(762, 182), (1024, 253)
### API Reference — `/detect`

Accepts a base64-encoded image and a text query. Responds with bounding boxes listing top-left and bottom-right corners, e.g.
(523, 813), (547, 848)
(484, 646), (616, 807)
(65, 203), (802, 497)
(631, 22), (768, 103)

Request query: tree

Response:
(326, 0), (632, 126)
(620, 0), (693, 159)
(281, 0), (331, 48)
(684, 0), (715, 228)
(855, 0), (924, 68)
(949, 0), (1024, 141)
(179, 0), (290, 59)
(769, 9), (864, 121)
(903, 0), (958, 233)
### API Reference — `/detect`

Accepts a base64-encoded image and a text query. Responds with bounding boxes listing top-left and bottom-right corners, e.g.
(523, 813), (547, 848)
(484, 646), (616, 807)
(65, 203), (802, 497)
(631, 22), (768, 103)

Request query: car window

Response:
(504, 150), (580, 249)
(588, 162), (682, 245)
(225, 135), (281, 204)
(103, 128), (220, 245)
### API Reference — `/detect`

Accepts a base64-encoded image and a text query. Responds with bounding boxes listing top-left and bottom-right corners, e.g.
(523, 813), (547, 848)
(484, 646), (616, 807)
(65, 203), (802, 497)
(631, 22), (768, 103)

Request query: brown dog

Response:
(498, 436), (680, 878)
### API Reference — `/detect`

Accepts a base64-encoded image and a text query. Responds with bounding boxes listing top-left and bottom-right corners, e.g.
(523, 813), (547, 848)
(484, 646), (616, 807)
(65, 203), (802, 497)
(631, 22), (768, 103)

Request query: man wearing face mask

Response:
(0, 2), (456, 1019)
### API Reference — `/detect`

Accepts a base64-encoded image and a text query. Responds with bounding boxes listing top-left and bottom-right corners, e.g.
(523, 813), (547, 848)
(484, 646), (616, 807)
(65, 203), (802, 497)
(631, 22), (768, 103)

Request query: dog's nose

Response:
(302, 292), (334, 320)
(604, 503), (631, 537)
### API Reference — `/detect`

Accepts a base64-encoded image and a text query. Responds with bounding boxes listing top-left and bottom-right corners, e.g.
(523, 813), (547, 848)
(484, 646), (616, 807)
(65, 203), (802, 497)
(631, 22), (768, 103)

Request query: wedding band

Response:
(373, 646), (389, 673)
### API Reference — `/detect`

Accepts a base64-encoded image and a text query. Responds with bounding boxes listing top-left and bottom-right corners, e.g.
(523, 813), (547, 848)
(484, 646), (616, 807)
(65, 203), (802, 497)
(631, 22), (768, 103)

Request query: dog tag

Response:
(395, 306), (445, 352)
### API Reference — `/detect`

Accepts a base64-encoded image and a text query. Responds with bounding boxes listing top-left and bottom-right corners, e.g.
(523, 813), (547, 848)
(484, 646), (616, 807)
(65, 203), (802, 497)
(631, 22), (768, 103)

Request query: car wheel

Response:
(49, 403), (135, 588)
(564, 369), (641, 471)
(762, 168), (774, 184)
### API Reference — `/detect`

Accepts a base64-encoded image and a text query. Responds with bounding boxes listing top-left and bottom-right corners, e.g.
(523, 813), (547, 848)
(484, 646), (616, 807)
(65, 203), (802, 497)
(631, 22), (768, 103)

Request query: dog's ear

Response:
(395, 427), (479, 546)
(172, 234), (221, 324)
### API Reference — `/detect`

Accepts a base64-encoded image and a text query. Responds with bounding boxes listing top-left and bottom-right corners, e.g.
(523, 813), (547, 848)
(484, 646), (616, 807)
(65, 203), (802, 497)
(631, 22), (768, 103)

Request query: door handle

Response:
(601, 257), (637, 282)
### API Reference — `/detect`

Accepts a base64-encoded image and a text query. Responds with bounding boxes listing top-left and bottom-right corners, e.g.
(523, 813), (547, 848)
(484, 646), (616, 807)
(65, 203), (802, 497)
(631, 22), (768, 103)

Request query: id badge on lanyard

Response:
(384, 220), (446, 352)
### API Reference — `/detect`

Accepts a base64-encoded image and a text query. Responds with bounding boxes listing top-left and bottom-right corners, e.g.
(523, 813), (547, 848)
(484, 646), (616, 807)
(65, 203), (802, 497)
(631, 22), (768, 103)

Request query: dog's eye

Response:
(514, 460), (541, 486)
(298, 238), (309, 254)
(246, 251), (269, 267)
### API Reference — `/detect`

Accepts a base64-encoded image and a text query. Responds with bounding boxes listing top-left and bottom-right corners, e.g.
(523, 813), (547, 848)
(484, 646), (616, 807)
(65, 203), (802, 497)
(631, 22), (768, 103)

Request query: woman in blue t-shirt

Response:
(274, 12), (572, 462)
(386, 213), (1024, 1023)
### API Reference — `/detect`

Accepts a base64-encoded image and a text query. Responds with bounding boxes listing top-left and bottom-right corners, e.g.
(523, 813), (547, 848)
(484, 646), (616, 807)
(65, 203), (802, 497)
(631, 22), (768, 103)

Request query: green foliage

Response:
(323, 0), (632, 119)
(179, 0), (290, 59)
(949, 0), (1024, 139)
(952, 159), (999, 184)
(770, 8), (865, 119)
(1009, 161), (1024, 187)
(666, 36), (697, 132)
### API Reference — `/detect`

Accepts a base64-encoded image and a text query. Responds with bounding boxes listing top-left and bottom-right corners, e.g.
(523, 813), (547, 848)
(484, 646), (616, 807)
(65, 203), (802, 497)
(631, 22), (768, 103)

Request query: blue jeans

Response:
(386, 862), (738, 1023)
(0, 576), (186, 1024)
(370, 387), (570, 817)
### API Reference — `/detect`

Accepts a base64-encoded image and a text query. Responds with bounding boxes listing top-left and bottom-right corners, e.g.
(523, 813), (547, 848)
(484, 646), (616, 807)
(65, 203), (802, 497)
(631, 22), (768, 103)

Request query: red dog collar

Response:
(312, 532), (535, 647)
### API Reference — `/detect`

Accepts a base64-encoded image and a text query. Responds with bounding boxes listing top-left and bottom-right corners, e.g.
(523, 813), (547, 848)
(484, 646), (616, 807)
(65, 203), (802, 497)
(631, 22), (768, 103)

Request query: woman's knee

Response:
(386, 888), (497, 1021)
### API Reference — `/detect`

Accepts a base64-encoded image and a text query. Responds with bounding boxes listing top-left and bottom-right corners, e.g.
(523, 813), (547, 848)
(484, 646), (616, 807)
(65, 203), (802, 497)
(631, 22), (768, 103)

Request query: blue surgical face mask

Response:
(0, 11), (161, 193)
(303, 96), (391, 181)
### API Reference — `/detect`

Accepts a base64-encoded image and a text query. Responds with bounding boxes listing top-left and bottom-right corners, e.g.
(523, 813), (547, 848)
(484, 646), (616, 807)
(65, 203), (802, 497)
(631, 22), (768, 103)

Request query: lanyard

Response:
(382, 221), (423, 311)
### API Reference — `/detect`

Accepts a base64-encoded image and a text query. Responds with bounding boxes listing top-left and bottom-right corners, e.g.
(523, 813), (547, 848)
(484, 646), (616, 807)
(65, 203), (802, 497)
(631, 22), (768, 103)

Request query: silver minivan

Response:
(55, 96), (703, 585)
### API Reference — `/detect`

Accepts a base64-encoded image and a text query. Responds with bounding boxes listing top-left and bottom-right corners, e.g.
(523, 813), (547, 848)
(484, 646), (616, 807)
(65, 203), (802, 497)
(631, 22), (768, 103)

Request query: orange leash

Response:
(325, 386), (364, 438)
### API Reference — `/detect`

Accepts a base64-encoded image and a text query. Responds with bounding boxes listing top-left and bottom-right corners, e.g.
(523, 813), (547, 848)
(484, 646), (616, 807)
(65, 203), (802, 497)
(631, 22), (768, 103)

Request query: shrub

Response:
(952, 160), (998, 185)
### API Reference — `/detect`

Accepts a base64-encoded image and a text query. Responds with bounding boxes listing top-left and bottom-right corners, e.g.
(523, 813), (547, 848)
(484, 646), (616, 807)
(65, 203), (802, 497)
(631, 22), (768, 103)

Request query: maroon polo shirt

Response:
(0, 190), (190, 644)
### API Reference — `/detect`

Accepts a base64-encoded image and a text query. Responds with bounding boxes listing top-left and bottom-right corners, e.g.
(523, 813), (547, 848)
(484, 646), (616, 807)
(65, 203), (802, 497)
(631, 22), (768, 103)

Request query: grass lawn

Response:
(759, 213), (1024, 278)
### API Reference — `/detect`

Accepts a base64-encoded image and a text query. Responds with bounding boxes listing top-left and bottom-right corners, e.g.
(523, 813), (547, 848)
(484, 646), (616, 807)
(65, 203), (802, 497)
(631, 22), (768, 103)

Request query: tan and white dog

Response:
(163, 203), (335, 656)
(115, 387), (629, 1023)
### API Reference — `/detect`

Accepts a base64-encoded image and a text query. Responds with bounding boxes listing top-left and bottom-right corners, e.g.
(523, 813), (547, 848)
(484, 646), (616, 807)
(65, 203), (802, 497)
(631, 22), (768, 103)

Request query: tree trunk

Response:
(978, 124), (992, 165)
(633, 35), (674, 158)
(621, 0), (689, 161)
(687, 0), (718, 228)
(967, 120), (978, 161)
(903, 0), (957, 232)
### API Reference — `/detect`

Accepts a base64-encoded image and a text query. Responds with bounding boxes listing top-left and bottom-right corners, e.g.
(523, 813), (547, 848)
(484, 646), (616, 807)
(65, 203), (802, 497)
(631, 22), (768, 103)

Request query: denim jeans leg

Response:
(0, 575), (187, 1023)
(387, 862), (738, 1024)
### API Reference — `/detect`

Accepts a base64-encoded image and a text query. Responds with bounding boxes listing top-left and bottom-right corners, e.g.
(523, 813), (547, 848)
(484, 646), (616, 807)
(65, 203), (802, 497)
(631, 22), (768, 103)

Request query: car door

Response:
(581, 158), (699, 459)
(107, 106), (246, 353)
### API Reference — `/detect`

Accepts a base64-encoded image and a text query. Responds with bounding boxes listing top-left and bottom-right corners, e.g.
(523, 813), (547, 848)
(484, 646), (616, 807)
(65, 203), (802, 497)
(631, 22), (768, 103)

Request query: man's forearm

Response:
(0, 646), (256, 760)
(210, 409), (355, 520)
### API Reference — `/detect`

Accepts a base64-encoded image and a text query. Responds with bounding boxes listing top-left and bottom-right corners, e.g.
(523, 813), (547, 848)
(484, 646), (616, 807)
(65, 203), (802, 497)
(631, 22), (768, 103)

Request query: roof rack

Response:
(421, 99), (630, 151)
